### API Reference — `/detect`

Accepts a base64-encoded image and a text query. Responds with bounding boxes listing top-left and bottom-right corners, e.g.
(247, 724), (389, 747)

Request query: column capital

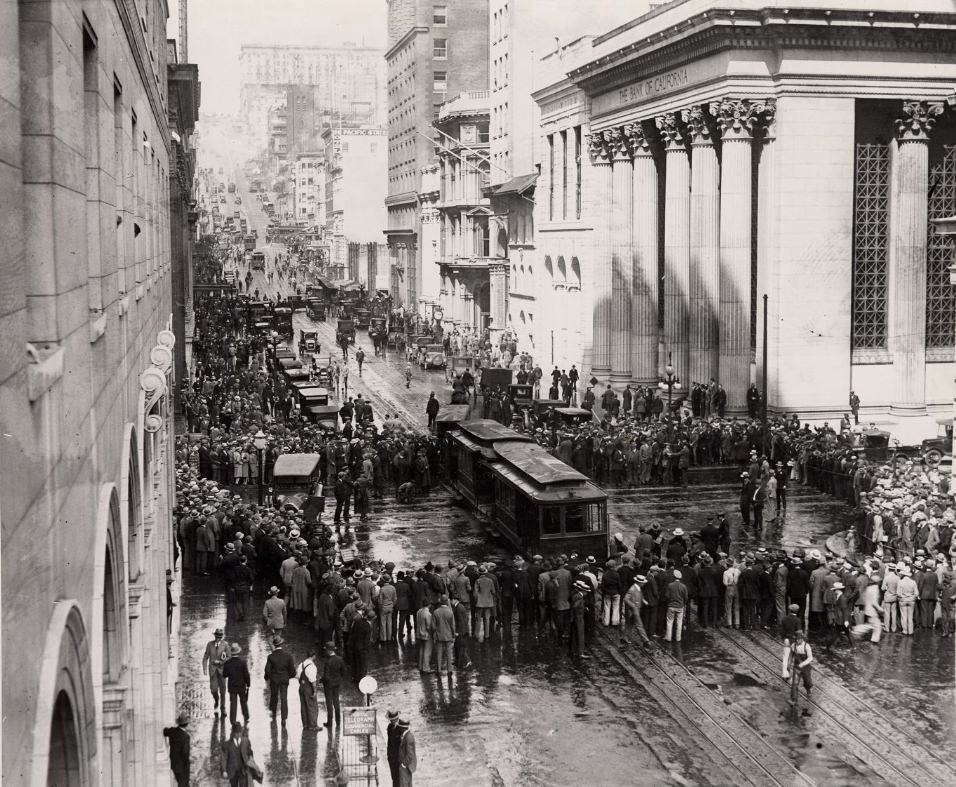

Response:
(603, 127), (631, 161)
(709, 97), (769, 140)
(895, 100), (944, 142)
(761, 100), (777, 141)
(681, 105), (714, 146)
(586, 131), (612, 164)
(655, 112), (686, 151)
(623, 121), (653, 156)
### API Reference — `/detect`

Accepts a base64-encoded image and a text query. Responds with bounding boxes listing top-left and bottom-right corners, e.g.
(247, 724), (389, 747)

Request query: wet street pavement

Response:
(180, 245), (956, 786)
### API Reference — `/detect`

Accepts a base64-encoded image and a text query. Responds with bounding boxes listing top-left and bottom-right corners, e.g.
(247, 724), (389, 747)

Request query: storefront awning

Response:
(487, 173), (538, 197)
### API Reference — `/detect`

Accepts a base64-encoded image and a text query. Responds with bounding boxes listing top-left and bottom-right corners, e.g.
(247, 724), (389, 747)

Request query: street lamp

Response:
(253, 429), (267, 506)
(658, 352), (682, 415)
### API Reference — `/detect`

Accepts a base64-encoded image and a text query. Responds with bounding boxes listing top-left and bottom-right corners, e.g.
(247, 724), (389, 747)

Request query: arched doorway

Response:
(32, 602), (96, 787)
(47, 692), (81, 787)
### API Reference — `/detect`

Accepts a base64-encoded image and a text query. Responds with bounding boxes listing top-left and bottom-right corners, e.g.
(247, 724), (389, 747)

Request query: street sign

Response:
(342, 707), (377, 737)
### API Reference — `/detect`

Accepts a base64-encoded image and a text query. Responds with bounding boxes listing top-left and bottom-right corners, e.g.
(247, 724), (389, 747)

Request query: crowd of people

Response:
(170, 245), (955, 786)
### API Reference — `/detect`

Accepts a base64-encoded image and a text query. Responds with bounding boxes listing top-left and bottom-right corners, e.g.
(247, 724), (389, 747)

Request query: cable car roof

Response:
(456, 419), (532, 444)
(273, 453), (321, 477)
(489, 461), (606, 503)
(492, 441), (590, 485)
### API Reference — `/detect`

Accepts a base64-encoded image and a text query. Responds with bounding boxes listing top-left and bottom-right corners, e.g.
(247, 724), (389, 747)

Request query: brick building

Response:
(385, 0), (489, 313)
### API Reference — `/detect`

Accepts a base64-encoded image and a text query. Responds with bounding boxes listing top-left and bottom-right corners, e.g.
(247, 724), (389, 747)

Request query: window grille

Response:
(851, 143), (889, 349)
(927, 145), (956, 348)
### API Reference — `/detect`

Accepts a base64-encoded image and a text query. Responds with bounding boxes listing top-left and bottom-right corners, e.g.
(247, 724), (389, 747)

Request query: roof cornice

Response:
(570, 8), (956, 96)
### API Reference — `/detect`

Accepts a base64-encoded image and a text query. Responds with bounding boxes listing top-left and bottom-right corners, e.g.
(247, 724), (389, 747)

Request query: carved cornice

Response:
(895, 100), (945, 142)
(682, 105), (713, 145)
(655, 112), (685, 151)
(569, 13), (956, 99)
(710, 98), (769, 141)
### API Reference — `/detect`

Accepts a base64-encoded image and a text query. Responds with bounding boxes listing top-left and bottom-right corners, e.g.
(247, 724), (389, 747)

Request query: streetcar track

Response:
(714, 628), (949, 787)
(596, 629), (815, 787)
(734, 628), (956, 782)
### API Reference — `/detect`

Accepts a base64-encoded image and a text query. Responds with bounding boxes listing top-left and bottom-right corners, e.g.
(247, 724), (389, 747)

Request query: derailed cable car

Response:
(447, 419), (609, 559)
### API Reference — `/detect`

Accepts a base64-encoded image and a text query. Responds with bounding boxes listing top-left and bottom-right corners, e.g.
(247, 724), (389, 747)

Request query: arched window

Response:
(556, 256), (567, 289)
(570, 257), (582, 291)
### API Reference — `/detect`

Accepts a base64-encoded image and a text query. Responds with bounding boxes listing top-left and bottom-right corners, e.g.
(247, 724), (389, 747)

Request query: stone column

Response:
(625, 122), (660, 385)
(463, 292), (474, 328)
(588, 132), (613, 380)
(489, 262), (509, 340)
(890, 100), (942, 414)
(608, 128), (633, 385)
(684, 106), (720, 384)
(657, 112), (691, 382)
(713, 98), (765, 413)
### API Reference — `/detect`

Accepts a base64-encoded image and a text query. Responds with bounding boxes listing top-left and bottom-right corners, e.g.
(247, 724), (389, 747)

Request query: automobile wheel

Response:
(924, 448), (943, 466)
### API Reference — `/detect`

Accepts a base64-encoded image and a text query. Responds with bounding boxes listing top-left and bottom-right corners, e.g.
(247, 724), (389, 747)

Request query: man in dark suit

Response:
(320, 641), (346, 728)
(386, 709), (402, 787)
(220, 721), (255, 786)
(162, 712), (191, 786)
(263, 636), (296, 726)
(222, 642), (251, 725)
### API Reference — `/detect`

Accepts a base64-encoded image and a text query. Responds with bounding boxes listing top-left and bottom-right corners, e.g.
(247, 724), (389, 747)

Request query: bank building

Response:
(532, 0), (956, 430)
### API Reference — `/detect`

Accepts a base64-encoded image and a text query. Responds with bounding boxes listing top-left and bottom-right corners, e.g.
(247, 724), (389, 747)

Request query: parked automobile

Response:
(420, 344), (446, 370)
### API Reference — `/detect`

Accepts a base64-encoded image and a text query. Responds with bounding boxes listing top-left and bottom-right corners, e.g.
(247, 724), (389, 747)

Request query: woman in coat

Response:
(290, 558), (313, 614)
(231, 446), (244, 485)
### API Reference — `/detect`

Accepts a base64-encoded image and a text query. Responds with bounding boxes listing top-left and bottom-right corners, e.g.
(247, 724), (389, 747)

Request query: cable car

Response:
(447, 420), (609, 559)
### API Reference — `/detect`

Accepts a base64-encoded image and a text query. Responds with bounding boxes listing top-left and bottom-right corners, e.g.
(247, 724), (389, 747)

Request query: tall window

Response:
(433, 71), (447, 94)
(851, 142), (890, 350)
(433, 39), (447, 59)
(574, 126), (582, 219)
(433, 5), (447, 25)
(927, 145), (956, 348)
(560, 130), (568, 220)
(548, 134), (555, 221)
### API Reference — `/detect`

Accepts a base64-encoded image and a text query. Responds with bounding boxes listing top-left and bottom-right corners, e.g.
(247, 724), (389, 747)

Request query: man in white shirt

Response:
(297, 646), (320, 730)
(723, 559), (741, 628)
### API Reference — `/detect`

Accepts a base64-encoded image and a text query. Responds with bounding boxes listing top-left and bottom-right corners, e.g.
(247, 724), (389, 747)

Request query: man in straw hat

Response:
(202, 627), (229, 717)
(222, 642), (251, 726)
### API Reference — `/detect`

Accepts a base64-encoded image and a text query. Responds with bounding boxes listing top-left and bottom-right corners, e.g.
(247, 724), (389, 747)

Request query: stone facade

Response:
(532, 0), (956, 421)
(1, 1), (185, 783)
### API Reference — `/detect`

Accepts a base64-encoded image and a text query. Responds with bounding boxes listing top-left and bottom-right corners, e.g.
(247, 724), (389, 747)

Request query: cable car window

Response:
(588, 503), (605, 533)
(565, 503), (586, 533)
(541, 507), (561, 536)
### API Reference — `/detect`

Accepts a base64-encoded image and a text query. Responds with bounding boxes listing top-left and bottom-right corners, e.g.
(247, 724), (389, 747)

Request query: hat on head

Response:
(740, 472), (750, 478)
(673, 570), (682, 580)
(272, 635), (284, 646)
(230, 643), (241, 656)
(789, 604), (799, 612)
(224, 543), (236, 552)
(635, 575), (647, 585)
(268, 586), (280, 596)
(176, 712), (190, 726)
(386, 709), (400, 722)
(214, 627), (224, 637)
(324, 642), (336, 653)
(397, 717), (410, 728)
(673, 528), (684, 537)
